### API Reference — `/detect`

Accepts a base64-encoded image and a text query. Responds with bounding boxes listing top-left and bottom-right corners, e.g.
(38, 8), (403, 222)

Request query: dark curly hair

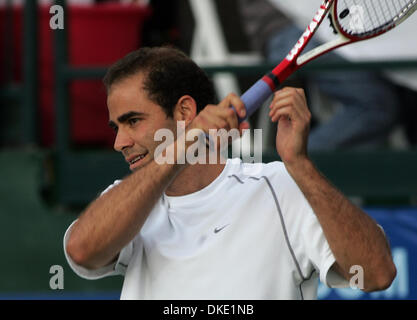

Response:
(103, 46), (216, 117)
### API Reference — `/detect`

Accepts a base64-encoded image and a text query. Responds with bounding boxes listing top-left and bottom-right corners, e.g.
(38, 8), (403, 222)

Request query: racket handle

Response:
(233, 79), (274, 123)
(205, 79), (273, 147)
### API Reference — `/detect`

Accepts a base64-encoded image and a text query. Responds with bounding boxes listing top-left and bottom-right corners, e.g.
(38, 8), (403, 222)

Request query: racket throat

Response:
(297, 35), (350, 66)
(268, 60), (298, 88)
(261, 73), (280, 92)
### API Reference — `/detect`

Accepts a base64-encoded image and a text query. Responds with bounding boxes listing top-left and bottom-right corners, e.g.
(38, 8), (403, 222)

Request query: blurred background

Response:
(0, 0), (416, 299)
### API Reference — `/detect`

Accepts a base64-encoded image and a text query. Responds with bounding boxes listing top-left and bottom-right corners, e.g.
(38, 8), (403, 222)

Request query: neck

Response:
(165, 161), (227, 196)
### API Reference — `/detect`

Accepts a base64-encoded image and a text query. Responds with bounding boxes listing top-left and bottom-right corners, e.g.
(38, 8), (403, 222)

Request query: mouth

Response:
(127, 152), (149, 170)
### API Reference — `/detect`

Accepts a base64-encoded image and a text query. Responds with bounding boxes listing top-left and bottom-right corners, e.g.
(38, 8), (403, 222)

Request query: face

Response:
(107, 73), (176, 171)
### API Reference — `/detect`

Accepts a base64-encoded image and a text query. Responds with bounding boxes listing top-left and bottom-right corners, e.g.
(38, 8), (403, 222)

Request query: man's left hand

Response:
(269, 87), (311, 167)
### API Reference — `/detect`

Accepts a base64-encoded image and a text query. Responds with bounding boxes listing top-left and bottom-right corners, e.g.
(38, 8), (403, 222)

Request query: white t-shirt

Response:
(64, 158), (348, 299)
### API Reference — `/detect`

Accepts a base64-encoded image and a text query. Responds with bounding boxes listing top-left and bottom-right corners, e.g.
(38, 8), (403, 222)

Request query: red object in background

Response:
(1, 3), (150, 147)
(45, 4), (151, 148)
(0, 6), (23, 85)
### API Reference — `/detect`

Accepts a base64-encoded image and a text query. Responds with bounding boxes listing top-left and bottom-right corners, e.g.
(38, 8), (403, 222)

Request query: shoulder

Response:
(227, 158), (291, 183)
(227, 159), (307, 207)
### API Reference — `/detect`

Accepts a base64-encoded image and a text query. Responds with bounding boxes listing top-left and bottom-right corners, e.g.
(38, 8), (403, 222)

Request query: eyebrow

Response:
(108, 111), (146, 129)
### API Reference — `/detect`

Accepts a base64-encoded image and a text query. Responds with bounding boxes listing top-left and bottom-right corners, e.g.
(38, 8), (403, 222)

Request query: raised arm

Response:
(66, 153), (184, 270)
(66, 93), (248, 270)
(269, 87), (396, 292)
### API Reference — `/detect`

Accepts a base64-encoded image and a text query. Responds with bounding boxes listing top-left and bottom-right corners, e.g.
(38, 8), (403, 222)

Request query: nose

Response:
(114, 128), (134, 152)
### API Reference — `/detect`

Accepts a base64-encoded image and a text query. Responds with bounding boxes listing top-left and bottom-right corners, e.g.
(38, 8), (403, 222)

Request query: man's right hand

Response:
(184, 93), (250, 157)
(188, 93), (250, 135)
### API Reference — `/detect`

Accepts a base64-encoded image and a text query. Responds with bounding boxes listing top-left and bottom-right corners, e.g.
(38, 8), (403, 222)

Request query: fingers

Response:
(269, 87), (311, 124)
(195, 93), (247, 132)
(238, 121), (250, 136)
(185, 93), (249, 157)
(218, 92), (247, 120)
(269, 106), (294, 123)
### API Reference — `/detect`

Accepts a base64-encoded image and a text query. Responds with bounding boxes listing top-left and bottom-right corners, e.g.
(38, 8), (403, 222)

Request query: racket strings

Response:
(336, 0), (417, 36)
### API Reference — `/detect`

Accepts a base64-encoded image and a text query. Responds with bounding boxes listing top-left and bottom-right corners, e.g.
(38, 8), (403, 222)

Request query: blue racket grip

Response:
(205, 79), (274, 147)
(233, 79), (274, 123)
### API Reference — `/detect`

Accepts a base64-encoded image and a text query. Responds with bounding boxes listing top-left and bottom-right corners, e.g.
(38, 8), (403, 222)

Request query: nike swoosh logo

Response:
(214, 224), (230, 234)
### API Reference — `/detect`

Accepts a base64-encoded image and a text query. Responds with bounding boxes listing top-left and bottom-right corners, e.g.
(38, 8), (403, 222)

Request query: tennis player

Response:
(64, 47), (396, 299)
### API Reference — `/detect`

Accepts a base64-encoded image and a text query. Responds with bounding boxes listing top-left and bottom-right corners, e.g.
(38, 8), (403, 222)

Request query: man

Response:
(64, 46), (396, 299)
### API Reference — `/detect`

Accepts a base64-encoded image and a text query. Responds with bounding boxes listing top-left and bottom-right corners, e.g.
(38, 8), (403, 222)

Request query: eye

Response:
(128, 118), (141, 126)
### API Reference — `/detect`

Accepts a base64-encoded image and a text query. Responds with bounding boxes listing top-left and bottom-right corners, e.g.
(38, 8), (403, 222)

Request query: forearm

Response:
(285, 158), (396, 291)
(67, 157), (183, 269)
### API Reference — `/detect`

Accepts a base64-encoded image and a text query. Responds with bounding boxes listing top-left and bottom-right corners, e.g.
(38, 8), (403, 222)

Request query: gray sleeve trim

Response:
(299, 269), (317, 300)
(228, 174), (307, 299)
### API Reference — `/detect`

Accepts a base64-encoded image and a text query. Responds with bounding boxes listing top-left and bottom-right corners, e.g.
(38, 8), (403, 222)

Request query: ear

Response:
(173, 95), (198, 126)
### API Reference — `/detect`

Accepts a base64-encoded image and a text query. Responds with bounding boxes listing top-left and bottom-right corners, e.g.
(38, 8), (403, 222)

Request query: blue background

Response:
(319, 207), (417, 300)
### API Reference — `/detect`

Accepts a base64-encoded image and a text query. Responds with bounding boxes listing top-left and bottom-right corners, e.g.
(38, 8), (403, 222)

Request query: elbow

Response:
(364, 260), (397, 292)
(66, 233), (89, 267)
(377, 261), (397, 291)
(66, 231), (114, 270)
(66, 232), (101, 269)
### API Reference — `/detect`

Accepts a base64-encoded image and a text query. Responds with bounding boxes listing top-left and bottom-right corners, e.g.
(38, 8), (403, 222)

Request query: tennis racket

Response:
(235, 0), (417, 122)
